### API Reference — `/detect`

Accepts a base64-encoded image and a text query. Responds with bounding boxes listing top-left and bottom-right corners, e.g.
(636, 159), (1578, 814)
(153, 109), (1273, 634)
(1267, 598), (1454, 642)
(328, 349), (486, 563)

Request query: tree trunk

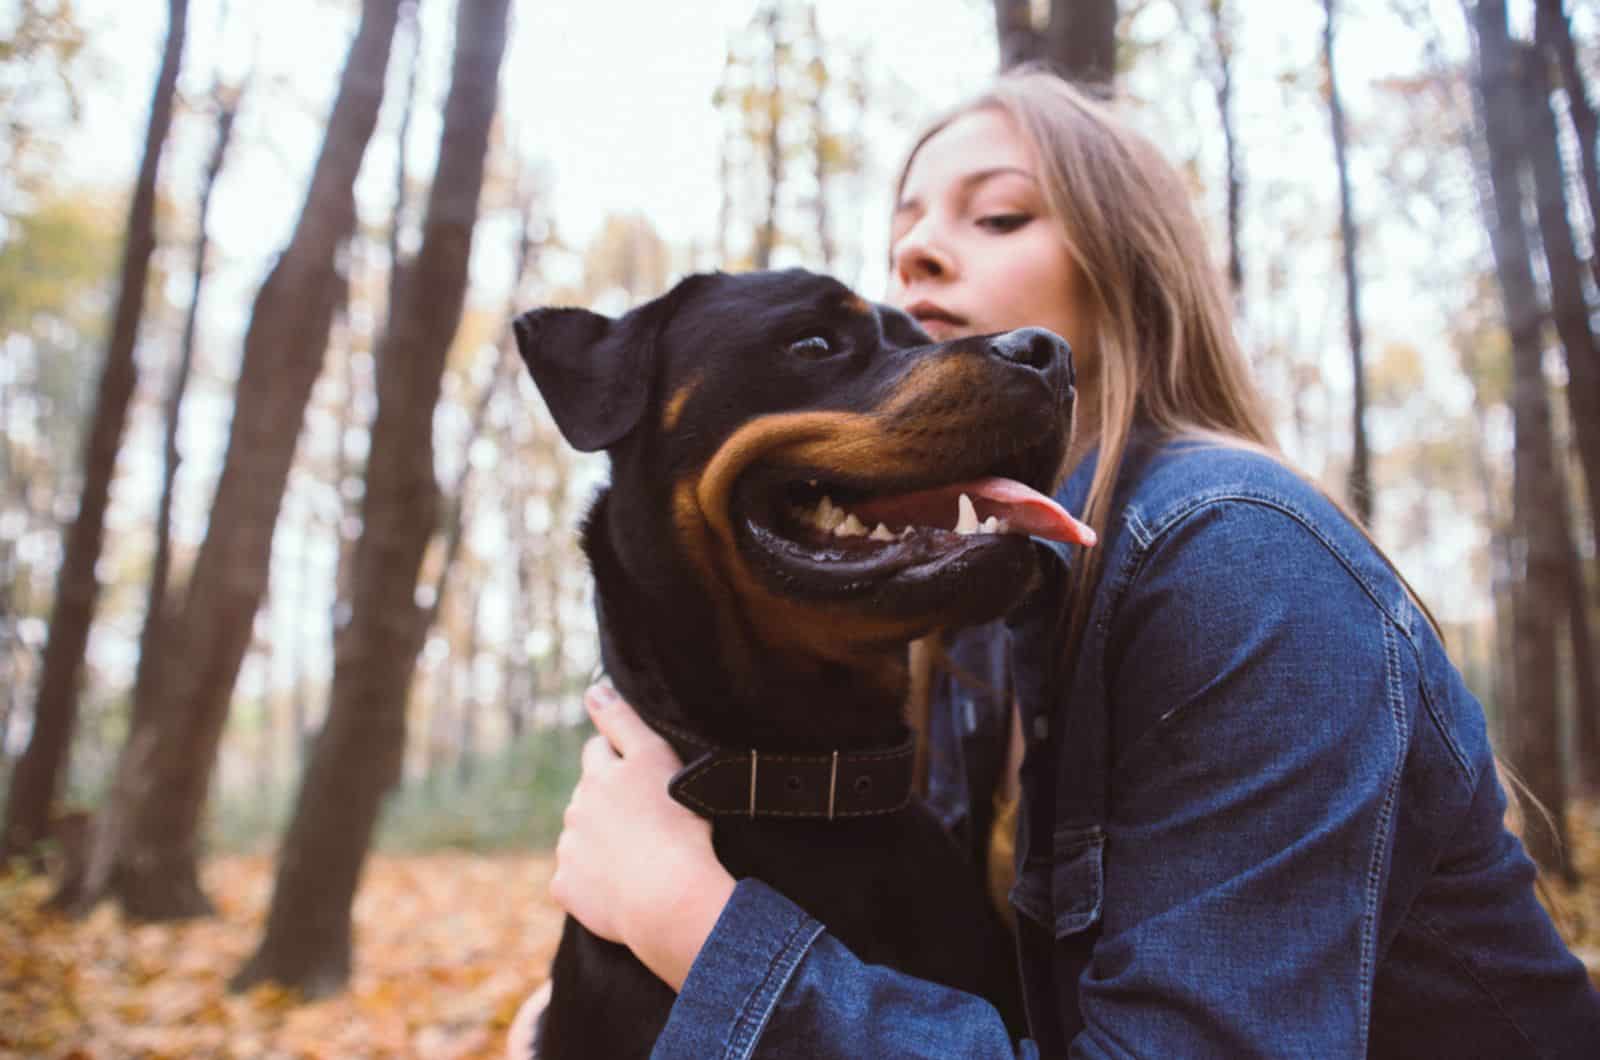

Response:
(1533, 0), (1600, 563)
(1206, 0), (1244, 311)
(1, 0), (189, 868)
(455, 598), (483, 787)
(994, 0), (1116, 89)
(60, 0), (403, 919)
(1323, 0), (1373, 527)
(1469, 0), (1576, 883)
(1536, 1), (1600, 273)
(755, 4), (783, 270)
(133, 80), (242, 746)
(387, 0), (422, 315)
(232, 0), (509, 996)
(1520, 45), (1600, 791)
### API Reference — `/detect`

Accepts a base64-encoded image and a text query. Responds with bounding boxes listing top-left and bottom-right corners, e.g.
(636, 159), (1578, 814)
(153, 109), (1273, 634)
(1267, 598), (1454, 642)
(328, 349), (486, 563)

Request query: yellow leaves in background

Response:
(2, 854), (564, 1059)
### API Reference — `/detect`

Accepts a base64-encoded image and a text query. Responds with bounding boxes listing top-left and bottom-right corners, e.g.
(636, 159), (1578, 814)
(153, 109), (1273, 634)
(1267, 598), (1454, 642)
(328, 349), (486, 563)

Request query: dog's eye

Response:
(786, 333), (843, 359)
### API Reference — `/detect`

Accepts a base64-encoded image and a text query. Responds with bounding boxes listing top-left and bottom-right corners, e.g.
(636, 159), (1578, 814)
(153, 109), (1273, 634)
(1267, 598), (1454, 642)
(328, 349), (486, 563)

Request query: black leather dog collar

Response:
(644, 715), (916, 820)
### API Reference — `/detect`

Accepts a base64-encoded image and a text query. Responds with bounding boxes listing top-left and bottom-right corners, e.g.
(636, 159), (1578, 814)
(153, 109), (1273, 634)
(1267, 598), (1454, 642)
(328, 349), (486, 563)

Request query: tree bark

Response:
(132, 80), (242, 746)
(232, 0), (510, 996)
(755, 4), (783, 270)
(1533, 0), (1600, 564)
(60, 0), (403, 919)
(1206, 0), (1244, 310)
(1323, 0), (1374, 527)
(2, 0), (189, 868)
(994, 0), (1117, 90)
(1469, 0), (1575, 883)
(1520, 45), (1600, 791)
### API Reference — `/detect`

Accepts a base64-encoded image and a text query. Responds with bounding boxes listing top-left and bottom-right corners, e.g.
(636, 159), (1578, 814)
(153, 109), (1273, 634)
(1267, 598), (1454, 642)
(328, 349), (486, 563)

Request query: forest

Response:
(2, 0), (1598, 1054)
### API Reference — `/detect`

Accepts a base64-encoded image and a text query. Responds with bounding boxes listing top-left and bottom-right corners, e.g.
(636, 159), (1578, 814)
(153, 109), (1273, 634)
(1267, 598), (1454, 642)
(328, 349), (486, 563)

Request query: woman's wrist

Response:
(626, 859), (738, 992)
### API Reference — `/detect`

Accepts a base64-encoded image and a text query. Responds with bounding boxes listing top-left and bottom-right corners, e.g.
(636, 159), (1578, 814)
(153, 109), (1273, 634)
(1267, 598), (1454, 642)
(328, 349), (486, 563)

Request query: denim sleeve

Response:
(1074, 498), (1408, 1057)
(655, 879), (1037, 1059)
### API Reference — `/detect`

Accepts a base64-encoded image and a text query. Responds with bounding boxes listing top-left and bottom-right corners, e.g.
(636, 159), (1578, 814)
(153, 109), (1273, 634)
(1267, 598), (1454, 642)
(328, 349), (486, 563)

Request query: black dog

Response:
(513, 269), (1085, 1057)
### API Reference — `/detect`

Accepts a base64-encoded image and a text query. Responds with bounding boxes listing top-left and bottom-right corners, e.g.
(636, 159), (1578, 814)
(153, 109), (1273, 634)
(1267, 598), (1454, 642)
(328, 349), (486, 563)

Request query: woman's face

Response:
(888, 108), (1096, 362)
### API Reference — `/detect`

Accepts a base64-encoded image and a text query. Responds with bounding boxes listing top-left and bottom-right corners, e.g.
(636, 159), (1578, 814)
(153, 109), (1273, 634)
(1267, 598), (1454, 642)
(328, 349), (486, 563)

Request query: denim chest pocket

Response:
(1008, 824), (1105, 938)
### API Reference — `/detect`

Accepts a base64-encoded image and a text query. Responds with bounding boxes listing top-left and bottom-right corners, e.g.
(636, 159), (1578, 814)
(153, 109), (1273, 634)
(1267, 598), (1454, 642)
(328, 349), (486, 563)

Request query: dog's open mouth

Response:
(732, 449), (1095, 605)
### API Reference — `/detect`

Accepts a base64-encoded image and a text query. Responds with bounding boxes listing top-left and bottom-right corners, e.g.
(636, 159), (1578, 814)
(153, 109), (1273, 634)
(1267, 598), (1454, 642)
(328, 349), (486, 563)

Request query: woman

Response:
(529, 71), (1600, 1056)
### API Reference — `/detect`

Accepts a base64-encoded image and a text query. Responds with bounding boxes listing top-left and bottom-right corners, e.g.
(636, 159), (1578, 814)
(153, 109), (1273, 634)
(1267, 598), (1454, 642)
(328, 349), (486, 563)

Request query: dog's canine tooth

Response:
(955, 493), (980, 535)
(835, 512), (868, 537)
(869, 522), (895, 542)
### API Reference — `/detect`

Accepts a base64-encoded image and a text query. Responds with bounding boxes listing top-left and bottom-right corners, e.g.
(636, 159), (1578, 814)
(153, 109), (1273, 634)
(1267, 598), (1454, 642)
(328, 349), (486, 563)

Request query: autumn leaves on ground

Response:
(5, 810), (1600, 1059)
(1, 854), (563, 1059)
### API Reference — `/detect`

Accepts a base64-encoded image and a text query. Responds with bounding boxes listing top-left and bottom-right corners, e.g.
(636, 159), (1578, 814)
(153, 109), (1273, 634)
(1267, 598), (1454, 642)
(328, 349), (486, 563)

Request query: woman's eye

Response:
(786, 333), (841, 358)
(977, 213), (1031, 233)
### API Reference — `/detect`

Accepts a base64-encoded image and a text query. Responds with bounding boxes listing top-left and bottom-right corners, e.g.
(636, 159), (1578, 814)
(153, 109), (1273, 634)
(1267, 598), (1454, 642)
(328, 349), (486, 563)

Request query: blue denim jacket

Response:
(654, 435), (1600, 1058)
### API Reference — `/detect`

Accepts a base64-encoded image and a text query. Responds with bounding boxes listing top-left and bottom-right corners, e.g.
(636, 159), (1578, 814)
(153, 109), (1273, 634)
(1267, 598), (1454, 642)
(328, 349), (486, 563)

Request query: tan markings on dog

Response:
(879, 354), (992, 419)
(680, 410), (975, 672)
(662, 380), (697, 433)
(841, 293), (873, 316)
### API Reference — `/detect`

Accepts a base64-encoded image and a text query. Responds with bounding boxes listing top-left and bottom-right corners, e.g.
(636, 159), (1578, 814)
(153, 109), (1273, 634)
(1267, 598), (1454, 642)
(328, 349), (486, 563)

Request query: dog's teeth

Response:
(835, 513), (868, 537)
(816, 496), (846, 531)
(997, 517), (1011, 533)
(869, 522), (895, 542)
(980, 515), (1000, 534)
(899, 526), (913, 539)
(955, 493), (979, 535)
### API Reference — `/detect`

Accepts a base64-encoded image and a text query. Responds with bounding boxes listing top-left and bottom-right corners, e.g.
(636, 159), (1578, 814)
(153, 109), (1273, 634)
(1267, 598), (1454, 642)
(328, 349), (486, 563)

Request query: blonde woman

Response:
(535, 72), (1600, 1056)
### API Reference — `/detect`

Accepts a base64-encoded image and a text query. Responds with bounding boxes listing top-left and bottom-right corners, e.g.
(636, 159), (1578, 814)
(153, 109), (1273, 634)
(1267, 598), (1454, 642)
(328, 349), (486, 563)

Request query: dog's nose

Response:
(986, 327), (1072, 383)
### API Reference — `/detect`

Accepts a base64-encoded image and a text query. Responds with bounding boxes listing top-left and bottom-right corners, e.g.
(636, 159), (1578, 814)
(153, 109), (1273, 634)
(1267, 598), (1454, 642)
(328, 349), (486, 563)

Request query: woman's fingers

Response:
(584, 683), (674, 763)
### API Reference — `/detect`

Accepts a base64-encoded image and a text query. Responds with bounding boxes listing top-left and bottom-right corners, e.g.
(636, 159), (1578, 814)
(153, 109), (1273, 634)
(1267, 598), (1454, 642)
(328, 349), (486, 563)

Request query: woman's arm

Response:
(550, 685), (1035, 1058)
(1067, 496), (1417, 1056)
(550, 684), (734, 990)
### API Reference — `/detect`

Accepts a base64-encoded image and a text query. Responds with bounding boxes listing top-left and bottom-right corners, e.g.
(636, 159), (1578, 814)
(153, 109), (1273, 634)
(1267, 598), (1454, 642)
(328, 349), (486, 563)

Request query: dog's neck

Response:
(584, 492), (911, 756)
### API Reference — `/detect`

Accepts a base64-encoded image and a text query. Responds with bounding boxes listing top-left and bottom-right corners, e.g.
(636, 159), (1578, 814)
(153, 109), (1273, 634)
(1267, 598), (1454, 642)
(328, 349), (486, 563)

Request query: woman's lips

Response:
(905, 301), (970, 340)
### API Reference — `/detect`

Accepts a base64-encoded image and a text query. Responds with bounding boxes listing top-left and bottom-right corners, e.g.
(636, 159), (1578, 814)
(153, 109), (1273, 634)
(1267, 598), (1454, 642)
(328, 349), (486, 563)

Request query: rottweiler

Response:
(512, 268), (1089, 1057)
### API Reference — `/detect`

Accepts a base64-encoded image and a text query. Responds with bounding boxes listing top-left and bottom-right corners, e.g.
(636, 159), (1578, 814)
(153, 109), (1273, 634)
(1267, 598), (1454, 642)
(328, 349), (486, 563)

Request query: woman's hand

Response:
(549, 684), (736, 991)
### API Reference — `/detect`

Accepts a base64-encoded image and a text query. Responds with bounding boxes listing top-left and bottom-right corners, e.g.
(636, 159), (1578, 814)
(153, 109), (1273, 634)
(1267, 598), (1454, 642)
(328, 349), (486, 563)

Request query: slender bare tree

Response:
(233, 0), (511, 996)
(1468, 0), (1576, 882)
(1532, 0), (1600, 563)
(2, 0), (189, 868)
(1323, 0), (1374, 526)
(61, 0), (404, 919)
(133, 73), (245, 750)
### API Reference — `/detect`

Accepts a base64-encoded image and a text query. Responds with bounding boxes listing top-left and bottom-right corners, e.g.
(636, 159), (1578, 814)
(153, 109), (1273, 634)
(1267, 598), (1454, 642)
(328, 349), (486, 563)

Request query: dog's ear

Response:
(512, 275), (712, 452)
(511, 305), (652, 452)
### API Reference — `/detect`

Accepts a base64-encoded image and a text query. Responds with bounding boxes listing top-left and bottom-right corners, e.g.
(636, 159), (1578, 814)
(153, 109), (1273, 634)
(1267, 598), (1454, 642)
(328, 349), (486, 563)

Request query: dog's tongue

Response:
(853, 477), (1097, 547)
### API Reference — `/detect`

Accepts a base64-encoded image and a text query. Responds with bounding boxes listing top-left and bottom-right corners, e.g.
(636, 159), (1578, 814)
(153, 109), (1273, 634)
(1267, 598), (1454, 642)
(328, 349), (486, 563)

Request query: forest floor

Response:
(1, 853), (563, 1059)
(3, 811), (1599, 1059)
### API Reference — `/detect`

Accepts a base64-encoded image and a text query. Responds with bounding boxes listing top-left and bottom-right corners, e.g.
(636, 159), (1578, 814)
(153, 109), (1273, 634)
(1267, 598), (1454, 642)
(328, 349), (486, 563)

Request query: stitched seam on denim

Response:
(723, 915), (825, 1060)
(1124, 505), (1153, 549)
(1358, 620), (1407, 1055)
(1136, 490), (1407, 633)
(1103, 498), (1387, 769)
(1402, 907), (1545, 1057)
(1407, 638), (1476, 784)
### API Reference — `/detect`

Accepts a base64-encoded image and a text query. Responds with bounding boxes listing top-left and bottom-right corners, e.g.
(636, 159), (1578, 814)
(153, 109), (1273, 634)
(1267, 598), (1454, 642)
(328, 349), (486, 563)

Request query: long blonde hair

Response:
(896, 70), (1277, 657)
(895, 70), (1539, 856)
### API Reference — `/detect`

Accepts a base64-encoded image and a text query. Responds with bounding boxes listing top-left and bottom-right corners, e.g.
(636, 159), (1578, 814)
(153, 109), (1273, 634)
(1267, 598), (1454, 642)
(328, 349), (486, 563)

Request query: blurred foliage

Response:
(0, 0), (90, 202)
(209, 723), (587, 856)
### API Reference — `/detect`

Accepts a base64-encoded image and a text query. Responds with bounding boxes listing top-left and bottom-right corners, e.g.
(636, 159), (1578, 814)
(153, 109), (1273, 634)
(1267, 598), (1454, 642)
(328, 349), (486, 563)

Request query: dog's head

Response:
(513, 269), (1090, 672)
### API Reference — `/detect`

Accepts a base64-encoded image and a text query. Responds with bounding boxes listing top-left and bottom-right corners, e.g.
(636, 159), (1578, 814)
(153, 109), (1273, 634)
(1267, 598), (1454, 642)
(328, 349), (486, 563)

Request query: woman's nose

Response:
(891, 220), (955, 286)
